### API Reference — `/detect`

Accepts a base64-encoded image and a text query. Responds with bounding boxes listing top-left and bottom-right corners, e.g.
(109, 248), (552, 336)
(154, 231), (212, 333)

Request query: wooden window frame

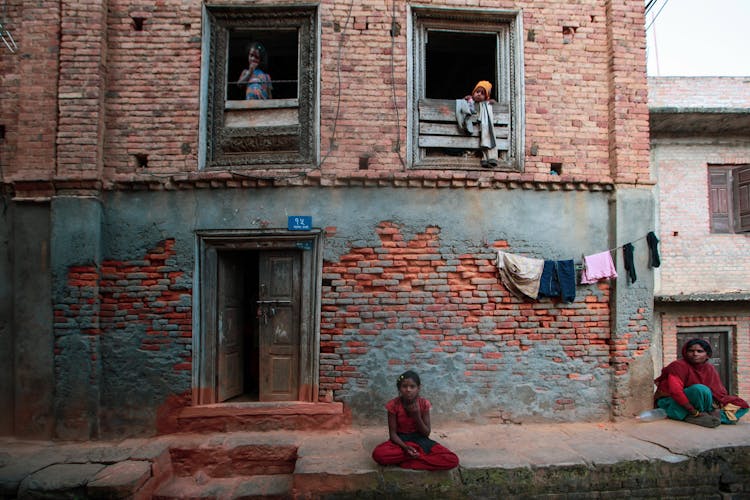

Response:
(200, 5), (319, 170)
(676, 326), (734, 395)
(194, 229), (323, 405)
(708, 164), (750, 234)
(408, 6), (524, 171)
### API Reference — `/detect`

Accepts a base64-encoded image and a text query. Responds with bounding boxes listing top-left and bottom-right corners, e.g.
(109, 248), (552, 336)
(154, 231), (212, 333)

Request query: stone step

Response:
(172, 401), (349, 433)
(153, 473), (293, 499)
(169, 443), (298, 477)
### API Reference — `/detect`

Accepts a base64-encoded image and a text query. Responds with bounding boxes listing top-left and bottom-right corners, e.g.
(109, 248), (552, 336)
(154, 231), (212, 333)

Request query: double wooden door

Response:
(217, 250), (301, 402)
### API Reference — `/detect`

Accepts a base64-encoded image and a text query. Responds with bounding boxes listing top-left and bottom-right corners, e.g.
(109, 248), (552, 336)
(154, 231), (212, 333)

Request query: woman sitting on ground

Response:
(654, 338), (748, 428)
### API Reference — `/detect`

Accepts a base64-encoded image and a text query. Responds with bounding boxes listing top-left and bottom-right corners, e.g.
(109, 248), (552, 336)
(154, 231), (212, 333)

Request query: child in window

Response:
(371, 370), (459, 470)
(237, 41), (273, 100)
(464, 80), (498, 167)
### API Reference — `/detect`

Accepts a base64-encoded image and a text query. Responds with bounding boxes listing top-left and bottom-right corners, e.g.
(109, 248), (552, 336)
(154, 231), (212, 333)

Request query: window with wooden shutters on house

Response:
(408, 7), (524, 171)
(708, 165), (750, 234)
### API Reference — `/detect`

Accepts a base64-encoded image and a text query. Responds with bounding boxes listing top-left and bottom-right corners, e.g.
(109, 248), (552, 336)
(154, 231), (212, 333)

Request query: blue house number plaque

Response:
(288, 215), (312, 231)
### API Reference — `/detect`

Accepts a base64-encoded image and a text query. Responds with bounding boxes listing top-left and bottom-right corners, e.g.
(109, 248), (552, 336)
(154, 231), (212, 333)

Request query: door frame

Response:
(193, 229), (323, 405)
(676, 326), (734, 394)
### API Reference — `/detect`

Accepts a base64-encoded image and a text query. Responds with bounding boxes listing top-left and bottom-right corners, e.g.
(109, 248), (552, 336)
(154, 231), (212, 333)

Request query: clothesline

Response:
(601, 233), (649, 256)
(573, 233), (651, 269)
(495, 231), (661, 302)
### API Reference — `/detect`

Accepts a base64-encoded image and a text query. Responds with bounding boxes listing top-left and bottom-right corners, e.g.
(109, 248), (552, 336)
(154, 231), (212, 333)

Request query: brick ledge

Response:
(4, 173), (621, 196)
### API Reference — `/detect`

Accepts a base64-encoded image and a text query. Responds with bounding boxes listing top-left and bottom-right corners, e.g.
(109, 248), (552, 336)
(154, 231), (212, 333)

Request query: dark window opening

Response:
(425, 31), (496, 100)
(134, 154), (148, 168)
(227, 29), (299, 101)
(132, 17), (145, 31)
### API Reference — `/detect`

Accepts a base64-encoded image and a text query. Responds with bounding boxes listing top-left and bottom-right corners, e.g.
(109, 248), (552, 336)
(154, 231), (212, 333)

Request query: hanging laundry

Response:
(646, 231), (661, 268)
(623, 243), (636, 284)
(580, 250), (617, 284)
(538, 260), (576, 302)
(455, 99), (475, 134)
(496, 251), (544, 300)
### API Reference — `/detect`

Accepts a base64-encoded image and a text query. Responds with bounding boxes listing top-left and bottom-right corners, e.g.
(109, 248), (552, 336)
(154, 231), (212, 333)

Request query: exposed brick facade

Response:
(320, 222), (618, 412)
(55, 239), (191, 365)
(0, 0), (650, 187)
(1, 0), (655, 437)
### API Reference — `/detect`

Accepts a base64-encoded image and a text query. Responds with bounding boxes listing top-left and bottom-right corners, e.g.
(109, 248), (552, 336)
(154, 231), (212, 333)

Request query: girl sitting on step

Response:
(371, 370), (459, 470)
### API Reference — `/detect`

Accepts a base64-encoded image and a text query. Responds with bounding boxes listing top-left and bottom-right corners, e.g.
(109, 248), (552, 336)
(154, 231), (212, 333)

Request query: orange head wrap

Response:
(472, 80), (492, 98)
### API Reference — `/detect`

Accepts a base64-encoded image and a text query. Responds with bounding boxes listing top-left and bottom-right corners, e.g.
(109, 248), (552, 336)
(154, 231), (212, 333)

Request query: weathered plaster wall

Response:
(44, 186), (658, 436)
(0, 196), (12, 435)
(611, 188), (657, 418)
(11, 202), (54, 438)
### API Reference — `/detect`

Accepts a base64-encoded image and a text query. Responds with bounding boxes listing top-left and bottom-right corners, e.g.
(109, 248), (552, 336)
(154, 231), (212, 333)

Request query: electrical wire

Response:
(318, 0), (354, 169)
(645, 0), (670, 32)
(389, 0), (407, 169)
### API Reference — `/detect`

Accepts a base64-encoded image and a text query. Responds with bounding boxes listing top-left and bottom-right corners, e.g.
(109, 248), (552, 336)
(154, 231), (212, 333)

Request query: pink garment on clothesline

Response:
(580, 250), (617, 284)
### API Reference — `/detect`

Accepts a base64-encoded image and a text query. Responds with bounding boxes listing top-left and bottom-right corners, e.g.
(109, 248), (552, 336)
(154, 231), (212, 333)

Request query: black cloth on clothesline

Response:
(647, 231), (661, 268)
(622, 243), (636, 284)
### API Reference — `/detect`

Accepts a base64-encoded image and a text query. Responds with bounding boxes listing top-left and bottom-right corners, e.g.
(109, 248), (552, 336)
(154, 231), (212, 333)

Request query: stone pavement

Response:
(1, 418), (749, 498)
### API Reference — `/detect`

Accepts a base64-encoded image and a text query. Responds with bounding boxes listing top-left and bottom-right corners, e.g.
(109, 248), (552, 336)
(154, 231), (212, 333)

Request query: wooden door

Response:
(677, 330), (732, 393)
(258, 251), (301, 401)
(217, 253), (244, 402)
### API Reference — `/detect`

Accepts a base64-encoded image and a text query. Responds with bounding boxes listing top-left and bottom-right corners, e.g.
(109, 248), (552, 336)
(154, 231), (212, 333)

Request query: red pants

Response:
(371, 440), (459, 471)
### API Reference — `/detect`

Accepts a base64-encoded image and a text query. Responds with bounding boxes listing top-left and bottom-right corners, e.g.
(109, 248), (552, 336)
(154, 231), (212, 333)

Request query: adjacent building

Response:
(650, 76), (750, 401)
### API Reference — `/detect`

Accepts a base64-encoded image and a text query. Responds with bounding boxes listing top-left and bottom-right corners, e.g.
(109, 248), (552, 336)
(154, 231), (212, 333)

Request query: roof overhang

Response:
(649, 107), (750, 136)
(655, 292), (750, 303)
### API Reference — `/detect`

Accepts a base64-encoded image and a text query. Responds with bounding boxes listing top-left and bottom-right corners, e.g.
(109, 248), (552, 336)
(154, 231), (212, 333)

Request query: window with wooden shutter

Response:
(732, 165), (750, 233)
(708, 167), (731, 233)
(409, 7), (524, 171)
(708, 165), (750, 234)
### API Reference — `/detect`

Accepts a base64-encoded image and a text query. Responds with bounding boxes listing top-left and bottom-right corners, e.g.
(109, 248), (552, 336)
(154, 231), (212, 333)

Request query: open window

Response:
(409, 7), (524, 170)
(202, 5), (318, 170)
(708, 165), (750, 233)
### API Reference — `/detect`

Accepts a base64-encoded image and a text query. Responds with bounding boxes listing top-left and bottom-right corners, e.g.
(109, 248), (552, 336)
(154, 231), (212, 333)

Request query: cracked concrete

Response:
(0, 419), (748, 498)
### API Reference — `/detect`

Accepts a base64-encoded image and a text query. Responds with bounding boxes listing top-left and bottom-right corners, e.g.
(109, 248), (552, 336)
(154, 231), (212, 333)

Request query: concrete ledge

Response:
(1, 420), (749, 498)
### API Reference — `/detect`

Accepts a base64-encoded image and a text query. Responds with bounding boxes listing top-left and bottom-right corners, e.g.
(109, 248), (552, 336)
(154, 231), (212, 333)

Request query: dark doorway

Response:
(676, 328), (733, 394)
(196, 230), (321, 406)
(216, 249), (302, 403)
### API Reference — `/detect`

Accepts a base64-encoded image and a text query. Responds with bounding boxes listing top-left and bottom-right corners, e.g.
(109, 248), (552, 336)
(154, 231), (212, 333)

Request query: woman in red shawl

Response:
(654, 338), (748, 428)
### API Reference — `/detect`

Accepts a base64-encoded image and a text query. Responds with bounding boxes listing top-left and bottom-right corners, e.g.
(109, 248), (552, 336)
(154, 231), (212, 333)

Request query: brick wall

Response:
(0, 0), (650, 186)
(320, 222), (622, 420)
(654, 142), (750, 295)
(53, 239), (192, 433)
(2, 0), (654, 433)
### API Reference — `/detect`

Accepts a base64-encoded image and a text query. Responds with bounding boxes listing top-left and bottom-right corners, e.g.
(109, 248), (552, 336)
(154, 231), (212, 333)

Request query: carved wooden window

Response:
(203, 6), (318, 169)
(409, 7), (524, 171)
(708, 165), (750, 233)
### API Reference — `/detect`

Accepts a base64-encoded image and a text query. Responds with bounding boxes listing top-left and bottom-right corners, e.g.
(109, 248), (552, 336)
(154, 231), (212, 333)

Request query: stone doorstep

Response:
(168, 444), (298, 477)
(178, 401), (345, 419)
(173, 401), (349, 433)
